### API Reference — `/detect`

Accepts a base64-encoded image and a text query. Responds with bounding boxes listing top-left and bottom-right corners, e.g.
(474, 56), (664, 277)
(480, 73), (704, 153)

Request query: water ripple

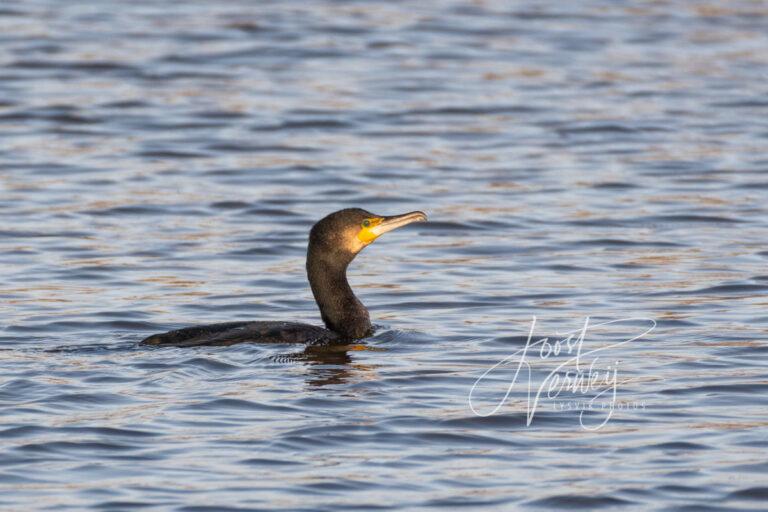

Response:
(1, 0), (767, 510)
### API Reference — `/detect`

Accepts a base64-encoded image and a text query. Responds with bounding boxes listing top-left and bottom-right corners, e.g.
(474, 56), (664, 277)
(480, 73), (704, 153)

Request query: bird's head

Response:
(308, 208), (427, 262)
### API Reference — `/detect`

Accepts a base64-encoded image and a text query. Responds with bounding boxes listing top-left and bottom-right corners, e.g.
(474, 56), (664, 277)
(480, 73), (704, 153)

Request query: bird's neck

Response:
(306, 246), (371, 340)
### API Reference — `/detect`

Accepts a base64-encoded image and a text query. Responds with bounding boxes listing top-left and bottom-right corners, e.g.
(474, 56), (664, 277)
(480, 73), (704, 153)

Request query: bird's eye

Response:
(362, 219), (371, 228)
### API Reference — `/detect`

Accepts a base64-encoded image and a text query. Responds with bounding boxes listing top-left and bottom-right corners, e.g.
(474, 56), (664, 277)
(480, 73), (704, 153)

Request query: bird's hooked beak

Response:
(357, 211), (427, 245)
(373, 211), (428, 236)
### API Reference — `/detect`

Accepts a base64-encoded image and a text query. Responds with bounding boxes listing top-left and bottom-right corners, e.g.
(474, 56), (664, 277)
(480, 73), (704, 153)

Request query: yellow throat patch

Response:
(356, 217), (383, 244)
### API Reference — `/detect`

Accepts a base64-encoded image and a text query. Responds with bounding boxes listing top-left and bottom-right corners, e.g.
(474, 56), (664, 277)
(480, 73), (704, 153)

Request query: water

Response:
(2, 0), (768, 510)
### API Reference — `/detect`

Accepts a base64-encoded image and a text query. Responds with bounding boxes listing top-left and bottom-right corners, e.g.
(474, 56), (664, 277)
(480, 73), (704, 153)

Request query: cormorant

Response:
(140, 208), (427, 347)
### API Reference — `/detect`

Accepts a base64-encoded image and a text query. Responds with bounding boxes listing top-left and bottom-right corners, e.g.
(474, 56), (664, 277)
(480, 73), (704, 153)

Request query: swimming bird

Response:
(140, 208), (427, 347)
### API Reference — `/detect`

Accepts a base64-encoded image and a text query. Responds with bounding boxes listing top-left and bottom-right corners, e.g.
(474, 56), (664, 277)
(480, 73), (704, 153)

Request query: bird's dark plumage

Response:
(140, 208), (426, 347)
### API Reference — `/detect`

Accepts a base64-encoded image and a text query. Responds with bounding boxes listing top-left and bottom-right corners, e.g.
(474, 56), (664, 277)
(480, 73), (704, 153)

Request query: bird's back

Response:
(140, 321), (339, 347)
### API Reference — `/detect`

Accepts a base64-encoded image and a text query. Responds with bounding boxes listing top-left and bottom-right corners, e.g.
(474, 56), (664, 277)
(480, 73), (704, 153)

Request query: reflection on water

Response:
(2, 0), (768, 510)
(273, 344), (371, 388)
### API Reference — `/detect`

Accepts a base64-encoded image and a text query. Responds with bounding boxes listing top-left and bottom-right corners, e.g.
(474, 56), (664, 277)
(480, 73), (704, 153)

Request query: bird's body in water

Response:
(140, 208), (427, 347)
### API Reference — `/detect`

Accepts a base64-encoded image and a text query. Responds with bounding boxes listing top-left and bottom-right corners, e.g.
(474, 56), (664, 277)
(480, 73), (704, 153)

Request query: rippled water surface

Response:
(2, 1), (768, 510)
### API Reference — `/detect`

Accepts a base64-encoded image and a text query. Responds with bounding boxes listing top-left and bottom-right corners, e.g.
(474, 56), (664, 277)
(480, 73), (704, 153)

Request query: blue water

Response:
(2, 1), (768, 510)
